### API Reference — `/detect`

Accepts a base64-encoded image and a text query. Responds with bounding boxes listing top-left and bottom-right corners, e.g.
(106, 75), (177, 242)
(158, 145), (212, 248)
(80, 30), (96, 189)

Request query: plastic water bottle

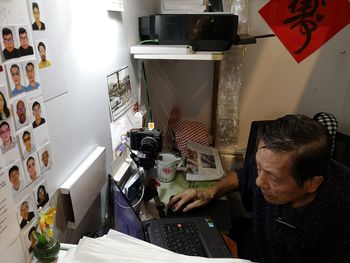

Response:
(231, 0), (248, 34)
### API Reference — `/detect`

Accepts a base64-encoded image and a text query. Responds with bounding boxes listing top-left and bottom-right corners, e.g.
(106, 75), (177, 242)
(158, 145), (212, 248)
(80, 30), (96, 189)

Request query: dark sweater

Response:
(237, 157), (350, 263)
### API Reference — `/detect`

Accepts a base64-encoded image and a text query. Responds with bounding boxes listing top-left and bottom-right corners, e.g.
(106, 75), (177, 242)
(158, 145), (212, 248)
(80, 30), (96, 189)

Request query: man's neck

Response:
(291, 192), (317, 208)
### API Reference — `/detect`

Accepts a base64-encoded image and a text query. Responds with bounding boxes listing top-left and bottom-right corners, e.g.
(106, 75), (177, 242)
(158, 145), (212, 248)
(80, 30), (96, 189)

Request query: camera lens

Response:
(140, 137), (159, 155)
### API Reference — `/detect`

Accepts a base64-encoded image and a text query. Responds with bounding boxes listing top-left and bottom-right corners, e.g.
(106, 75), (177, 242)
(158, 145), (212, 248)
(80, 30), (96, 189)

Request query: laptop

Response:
(108, 175), (232, 258)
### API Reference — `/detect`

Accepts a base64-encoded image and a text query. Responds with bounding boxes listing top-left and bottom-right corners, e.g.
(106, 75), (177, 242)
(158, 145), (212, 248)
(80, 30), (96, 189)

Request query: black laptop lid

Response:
(110, 176), (145, 240)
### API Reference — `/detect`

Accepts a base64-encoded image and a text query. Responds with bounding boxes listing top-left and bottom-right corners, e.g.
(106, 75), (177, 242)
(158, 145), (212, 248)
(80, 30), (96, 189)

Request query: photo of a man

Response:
(8, 164), (26, 195)
(31, 101), (46, 128)
(31, 2), (46, 31)
(20, 129), (36, 160)
(19, 200), (35, 229)
(39, 144), (52, 173)
(37, 41), (51, 69)
(25, 155), (39, 182)
(0, 120), (16, 154)
(1, 27), (19, 60)
(25, 61), (40, 92)
(8, 63), (26, 97)
(14, 98), (30, 130)
(18, 27), (34, 57)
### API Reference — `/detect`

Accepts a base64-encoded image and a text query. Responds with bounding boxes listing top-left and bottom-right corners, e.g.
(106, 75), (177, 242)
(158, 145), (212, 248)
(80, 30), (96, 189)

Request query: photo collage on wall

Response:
(0, 0), (53, 260)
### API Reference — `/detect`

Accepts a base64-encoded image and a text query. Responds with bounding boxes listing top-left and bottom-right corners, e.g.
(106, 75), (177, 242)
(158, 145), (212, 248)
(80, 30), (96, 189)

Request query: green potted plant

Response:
(32, 207), (60, 262)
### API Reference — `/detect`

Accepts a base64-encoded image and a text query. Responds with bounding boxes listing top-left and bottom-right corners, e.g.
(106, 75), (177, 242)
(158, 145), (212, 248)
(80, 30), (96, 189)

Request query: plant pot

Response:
(33, 238), (60, 263)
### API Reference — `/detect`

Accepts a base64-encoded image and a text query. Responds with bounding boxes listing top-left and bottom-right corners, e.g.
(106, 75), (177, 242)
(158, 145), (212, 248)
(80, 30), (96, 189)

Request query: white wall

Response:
(2, 0), (160, 262)
(237, 0), (350, 148)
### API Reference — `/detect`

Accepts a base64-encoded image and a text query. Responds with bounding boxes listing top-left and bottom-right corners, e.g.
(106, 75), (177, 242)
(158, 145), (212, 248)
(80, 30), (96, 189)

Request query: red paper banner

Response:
(259, 0), (350, 63)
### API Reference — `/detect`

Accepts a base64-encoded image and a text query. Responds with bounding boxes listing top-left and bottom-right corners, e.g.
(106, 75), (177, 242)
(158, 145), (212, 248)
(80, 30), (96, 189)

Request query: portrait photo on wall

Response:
(106, 65), (133, 122)
(34, 39), (51, 69)
(34, 180), (49, 209)
(29, 97), (46, 129)
(20, 220), (37, 258)
(0, 120), (20, 167)
(7, 160), (27, 196)
(23, 153), (41, 184)
(16, 194), (36, 230)
(38, 143), (52, 173)
(18, 126), (37, 160)
(16, 25), (34, 57)
(0, 63), (7, 84)
(23, 59), (42, 100)
(0, 84), (11, 121)
(28, 0), (46, 31)
(6, 62), (26, 97)
(12, 94), (30, 131)
(0, 26), (20, 61)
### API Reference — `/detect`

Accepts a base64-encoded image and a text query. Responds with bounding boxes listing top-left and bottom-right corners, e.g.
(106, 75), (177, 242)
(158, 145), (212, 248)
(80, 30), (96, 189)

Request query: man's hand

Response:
(168, 189), (215, 212)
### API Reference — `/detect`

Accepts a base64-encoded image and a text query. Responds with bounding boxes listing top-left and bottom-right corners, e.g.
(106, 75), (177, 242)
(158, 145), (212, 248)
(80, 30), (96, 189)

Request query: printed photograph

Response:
(34, 180), (49, 209)
(0, 84), (11, 121)
(23, 153), (41, 184)
(0, 119), (17, 154)
(6, 62), (26, 97)
(29, 0), (46, 31)
(38, 143), (52, 173)
(34, 39), (51, 69)
(29, 98), (46, 129)
(200, 153), (216, 169)
(17, 195), (36, 230)
(20, 221), (37, 256)
(18, 126), (37, 160)
(12, 95), (30, 131)
(7, 160), (26, 196)
(106, 66), (133, 122)
(0, 26), (20, 60)
(16, 25), (34, 57)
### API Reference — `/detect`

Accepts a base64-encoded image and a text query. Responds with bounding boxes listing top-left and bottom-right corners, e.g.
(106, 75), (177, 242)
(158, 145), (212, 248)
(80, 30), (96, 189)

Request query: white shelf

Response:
(132, 51), (224, 61)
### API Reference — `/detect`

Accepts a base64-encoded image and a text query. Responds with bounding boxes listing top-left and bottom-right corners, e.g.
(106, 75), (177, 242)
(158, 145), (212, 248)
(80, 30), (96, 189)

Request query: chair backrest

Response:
(333, 132), (350, 167)
(313, 112), (338, 156)
(244, 120), (273, 166)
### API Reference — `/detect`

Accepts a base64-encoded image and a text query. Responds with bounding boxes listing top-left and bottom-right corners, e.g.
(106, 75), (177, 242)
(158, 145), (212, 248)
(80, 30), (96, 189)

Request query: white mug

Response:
(157, 153), (181, 183)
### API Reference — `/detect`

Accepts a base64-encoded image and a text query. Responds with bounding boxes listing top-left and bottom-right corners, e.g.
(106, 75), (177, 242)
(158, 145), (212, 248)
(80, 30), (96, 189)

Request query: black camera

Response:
(128, 128), (162, 156)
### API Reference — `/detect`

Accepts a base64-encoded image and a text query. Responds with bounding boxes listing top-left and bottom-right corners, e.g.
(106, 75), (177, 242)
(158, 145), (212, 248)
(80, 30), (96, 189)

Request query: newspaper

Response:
(186, 141), (225, 181)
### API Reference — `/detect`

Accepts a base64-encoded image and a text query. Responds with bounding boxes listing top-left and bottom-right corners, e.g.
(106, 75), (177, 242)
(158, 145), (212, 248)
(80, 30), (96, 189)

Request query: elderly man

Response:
(169, 114), (350, 262)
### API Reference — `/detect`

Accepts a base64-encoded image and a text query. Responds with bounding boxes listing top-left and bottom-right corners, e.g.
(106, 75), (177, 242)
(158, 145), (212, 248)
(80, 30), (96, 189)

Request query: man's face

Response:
(9, 169), (20, 190)
(26, 64), (35, 83)
(20, 202), (29, 219)
(27, 159), (36, 180)
(0, 124), (11, 143)
(10, 66), (21, 88)
(19, 33), (29, 49)
(255, 141), (309, 207)
(42, 151), (49, 166)
(23, 133), (32, 151)
(16, 101), (26, 124)
(33, 104), (41, 121)
(3, 33), (14, 52)
(38, 46), (46, 61)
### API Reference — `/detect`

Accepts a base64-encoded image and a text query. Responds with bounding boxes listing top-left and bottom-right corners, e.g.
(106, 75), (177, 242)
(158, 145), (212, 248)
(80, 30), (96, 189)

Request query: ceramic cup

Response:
(157, 153), (181, 183)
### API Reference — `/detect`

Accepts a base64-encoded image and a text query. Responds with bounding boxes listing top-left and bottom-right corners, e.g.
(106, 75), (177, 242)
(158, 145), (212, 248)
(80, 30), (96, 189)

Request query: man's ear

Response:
(304, 176), (324, 193)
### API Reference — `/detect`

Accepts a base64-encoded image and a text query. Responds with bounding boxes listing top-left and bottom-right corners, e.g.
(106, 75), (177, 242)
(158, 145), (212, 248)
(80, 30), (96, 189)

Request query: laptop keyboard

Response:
(161, 222), (207, 257)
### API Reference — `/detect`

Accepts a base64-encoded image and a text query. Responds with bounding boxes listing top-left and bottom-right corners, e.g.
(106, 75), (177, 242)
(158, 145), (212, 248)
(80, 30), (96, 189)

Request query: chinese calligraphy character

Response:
(283, 0), (327, 54)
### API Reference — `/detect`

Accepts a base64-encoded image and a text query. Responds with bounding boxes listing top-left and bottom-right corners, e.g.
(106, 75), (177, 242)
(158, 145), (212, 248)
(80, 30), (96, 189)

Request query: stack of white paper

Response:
(62, 230), (252, 263)
(161, 0), (207, 14)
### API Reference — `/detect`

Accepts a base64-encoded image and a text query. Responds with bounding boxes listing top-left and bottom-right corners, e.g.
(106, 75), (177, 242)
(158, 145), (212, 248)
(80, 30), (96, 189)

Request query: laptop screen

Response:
(111, 177), (144, 240)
